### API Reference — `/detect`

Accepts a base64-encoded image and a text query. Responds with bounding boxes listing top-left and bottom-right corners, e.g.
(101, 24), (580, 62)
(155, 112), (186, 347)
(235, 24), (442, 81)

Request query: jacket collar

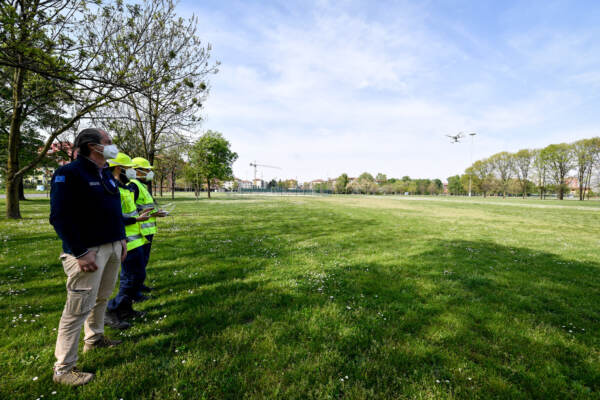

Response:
(77, 154), (108, 173)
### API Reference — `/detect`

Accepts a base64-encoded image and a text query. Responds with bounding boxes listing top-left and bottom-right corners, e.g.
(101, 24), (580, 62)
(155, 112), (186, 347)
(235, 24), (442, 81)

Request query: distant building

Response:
(565, 177), (590, 197)
(24, 141), (73, 187)
(253, 178), (266, 189)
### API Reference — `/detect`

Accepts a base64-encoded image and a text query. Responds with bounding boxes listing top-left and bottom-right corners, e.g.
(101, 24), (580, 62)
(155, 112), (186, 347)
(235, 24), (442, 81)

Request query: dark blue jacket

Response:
(50, 156), (126, 257)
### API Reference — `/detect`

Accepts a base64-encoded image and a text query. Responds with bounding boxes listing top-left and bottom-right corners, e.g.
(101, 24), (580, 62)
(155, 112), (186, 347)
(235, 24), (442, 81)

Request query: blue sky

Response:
(180, 0), (600, 182)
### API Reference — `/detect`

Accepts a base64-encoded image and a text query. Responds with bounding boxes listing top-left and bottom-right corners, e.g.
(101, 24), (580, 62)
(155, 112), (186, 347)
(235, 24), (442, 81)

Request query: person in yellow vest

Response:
(130, 157), (167, 296)
(105, 153), (152, 327)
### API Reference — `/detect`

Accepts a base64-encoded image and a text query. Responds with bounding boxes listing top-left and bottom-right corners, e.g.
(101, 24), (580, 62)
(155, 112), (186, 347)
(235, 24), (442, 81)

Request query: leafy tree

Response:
(572, 138), (600, 200)
(513, 149), (534, 199)
(182, 162), (203, 199)
(469, 159), (494, 197)
(334, 173), (349, 194)
(543, 143), (573, 200)
(357, 172), (376, 194)
(375, 173), (387, 185)
(447, 175), (463, 195)
(532, 149), (549, 199)
(187, 131), (238, 199)
(1, 0), (167, 218)
(490, 152), (514, 198)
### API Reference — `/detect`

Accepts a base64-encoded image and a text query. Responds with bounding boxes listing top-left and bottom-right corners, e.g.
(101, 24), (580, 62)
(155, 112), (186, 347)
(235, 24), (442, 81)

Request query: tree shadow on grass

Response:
(81, 239), (600, 399)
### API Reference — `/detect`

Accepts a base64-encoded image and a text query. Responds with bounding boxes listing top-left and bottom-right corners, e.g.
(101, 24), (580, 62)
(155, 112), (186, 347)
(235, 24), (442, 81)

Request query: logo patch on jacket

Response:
(55, 175), (65, 183)
(89, 181), (100, 186)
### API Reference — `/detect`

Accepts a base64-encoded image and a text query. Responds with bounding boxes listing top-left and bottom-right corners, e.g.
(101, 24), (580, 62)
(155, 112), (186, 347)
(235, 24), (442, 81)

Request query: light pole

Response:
(468, 132), (477, 197)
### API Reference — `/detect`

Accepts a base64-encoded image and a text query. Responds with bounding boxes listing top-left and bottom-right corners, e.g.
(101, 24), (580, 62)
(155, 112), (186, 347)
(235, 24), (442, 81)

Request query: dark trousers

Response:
(107, 246), (146, 312)
(141, 234), (153, 288)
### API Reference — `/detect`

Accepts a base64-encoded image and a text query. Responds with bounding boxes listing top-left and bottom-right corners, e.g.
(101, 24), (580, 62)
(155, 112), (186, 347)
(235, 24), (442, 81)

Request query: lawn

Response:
(1, 194), (599, 399)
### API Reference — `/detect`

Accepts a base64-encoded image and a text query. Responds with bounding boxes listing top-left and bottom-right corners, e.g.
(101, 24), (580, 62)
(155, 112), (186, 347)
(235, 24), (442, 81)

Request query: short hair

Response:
(74, 128), (103, 156)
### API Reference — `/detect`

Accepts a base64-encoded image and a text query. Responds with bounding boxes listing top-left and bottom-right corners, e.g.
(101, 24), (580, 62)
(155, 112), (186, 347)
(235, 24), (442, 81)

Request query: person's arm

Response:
(128, 181), (140, 202)
(49, 169), (88, 258)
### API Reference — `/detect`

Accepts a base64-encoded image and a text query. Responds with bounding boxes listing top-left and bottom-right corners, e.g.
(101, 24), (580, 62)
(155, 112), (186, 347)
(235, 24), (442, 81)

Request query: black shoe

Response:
(132, 294), (149, 303)
(140, 285), (153, 293)
(119, 308), (147, 320)
(105, 310), (131, 330)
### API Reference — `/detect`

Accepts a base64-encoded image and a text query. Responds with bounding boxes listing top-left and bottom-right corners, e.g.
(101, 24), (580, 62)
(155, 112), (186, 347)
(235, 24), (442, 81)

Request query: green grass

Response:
(1, 194), (599, 399)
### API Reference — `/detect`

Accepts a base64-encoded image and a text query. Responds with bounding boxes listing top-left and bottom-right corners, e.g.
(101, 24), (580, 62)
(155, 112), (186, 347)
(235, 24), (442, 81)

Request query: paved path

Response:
(0, 193), (49, 199)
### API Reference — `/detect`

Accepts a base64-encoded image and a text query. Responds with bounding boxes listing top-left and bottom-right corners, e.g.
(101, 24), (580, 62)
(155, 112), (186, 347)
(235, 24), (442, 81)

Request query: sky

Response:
(179, 0), (600, 182)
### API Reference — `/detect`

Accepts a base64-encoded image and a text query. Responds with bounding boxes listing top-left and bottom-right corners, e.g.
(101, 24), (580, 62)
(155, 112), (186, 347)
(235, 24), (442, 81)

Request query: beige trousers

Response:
(54, 241), (122, 374)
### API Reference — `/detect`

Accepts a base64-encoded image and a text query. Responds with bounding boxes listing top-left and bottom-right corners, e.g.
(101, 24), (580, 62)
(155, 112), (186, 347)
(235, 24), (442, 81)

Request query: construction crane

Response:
(249, 161), (281, 181)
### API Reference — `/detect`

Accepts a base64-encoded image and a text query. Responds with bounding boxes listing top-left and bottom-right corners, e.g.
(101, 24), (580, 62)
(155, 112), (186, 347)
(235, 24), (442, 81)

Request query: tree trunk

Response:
(6, 65), (25, 219)
(159, 177), (164, 197)
(206, 177), (211, 199)
(171, 170), (175, 200)
(558, 186), (564, 200)
(18, 178), (25, 201)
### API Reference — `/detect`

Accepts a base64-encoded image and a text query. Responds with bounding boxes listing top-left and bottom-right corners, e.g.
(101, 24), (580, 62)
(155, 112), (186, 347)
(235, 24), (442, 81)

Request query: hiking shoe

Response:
(53, 367), (94, 386)
(119, 308), (146, 320)
(105, 310), (131, 330)
(132, 294), (149, 303)
(83, 335), (122, 353)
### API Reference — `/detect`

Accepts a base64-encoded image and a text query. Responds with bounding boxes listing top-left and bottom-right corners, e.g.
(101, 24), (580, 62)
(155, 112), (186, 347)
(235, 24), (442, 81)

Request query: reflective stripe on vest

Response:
(136, 202), (155, 211)
(130, 179), (158, 236)
(123, 210), (139, 218)
(126, 234), (143, 242)
(141, 222), (156, 230)
(119, 186), (146, 251)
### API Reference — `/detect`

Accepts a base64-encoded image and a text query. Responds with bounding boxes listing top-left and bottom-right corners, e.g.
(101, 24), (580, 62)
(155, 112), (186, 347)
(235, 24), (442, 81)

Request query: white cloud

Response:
(190, 1), (600, 182)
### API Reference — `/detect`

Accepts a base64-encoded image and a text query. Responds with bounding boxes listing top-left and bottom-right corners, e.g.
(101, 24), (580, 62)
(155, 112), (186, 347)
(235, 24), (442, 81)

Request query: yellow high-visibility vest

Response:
(119, 186), (147, 251)
(130, 178), (157, 236)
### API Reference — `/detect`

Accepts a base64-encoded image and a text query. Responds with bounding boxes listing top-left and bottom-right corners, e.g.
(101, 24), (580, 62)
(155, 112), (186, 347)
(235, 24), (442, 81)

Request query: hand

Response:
(120, 239), (127, 262)
(136, 209), (152, 222)
(77, 251), (98, 272)
(154, 210), (168, 217)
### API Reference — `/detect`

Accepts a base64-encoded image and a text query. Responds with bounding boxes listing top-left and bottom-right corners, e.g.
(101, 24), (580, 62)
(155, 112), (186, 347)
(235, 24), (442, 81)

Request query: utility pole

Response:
(468, 133), (477, 197)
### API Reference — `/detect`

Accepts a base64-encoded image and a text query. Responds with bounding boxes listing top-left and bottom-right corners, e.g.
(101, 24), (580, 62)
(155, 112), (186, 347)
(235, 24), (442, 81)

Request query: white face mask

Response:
(145, 171), (155, 181)
(94, 144), (119, 159)
(125, 168), (137, 179)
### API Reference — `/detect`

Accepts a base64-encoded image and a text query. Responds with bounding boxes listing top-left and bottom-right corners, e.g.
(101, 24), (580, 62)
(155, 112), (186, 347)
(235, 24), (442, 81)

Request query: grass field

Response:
(1, 194), (599, 399)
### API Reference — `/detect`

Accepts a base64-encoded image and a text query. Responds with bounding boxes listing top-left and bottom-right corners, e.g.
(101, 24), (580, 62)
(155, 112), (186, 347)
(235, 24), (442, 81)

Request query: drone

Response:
(446, 132), (465, 143)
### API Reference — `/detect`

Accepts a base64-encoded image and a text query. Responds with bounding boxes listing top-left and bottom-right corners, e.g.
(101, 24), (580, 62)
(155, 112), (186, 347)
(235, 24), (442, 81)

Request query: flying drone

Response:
(446, 132), (465, 143)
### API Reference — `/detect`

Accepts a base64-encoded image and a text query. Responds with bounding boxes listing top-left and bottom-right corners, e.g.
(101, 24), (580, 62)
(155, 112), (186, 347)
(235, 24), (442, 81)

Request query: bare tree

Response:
(101, 0), (219, 194)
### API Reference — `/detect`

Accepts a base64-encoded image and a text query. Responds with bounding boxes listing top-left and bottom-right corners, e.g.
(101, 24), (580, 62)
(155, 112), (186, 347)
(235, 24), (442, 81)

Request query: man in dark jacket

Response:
(49, 128), (127, 386)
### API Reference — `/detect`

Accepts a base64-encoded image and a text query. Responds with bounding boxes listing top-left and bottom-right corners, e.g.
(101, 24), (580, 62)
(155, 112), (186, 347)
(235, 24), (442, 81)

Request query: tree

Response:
(187, 131), (238, 199)
(469, 159), (494, 198)
(532, 149), (549, 199)
(544, 143), (573, 200)
(375, 173), (387, 185)
(334, 173), (349, 194)
(513, 149), (534, 199)
(572, 138), (600, 201)
(182, 161), (203, 199)
(357, 172), (376, 194)
(447, 175), (463, 195)
(101, 0), (219, 185)
(490, 152), (514, 198)
(1, 0), (166, 218)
